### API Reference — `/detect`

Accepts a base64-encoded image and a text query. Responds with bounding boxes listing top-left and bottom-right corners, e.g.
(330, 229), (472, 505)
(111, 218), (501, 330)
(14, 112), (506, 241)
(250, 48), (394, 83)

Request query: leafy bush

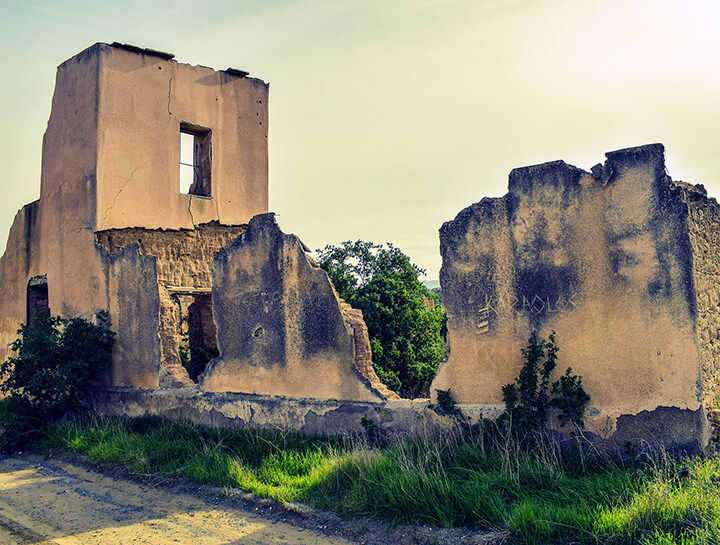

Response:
(316, 240), (446, 398)
(501, 331), (590, 437)
(360, 415), (382, 445)
(430, 388), (467, 424)
(0, 312), (115, 445)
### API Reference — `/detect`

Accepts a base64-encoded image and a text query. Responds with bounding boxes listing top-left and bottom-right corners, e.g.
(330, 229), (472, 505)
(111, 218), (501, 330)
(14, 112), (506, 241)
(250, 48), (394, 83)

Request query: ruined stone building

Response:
(431, 144), (717, 451)
(2, 44), (717, 451)
(0, 43), (394, 406)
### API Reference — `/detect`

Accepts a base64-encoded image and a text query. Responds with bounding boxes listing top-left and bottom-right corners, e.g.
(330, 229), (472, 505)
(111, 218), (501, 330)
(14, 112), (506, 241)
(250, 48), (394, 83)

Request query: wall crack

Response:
(187, 194), (197, 228)
(100, 167), (140, 229)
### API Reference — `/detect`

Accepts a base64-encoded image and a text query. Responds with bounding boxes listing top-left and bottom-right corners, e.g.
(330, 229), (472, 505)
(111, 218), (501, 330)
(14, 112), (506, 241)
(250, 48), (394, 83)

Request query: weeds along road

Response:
(0, 454), (354, 545)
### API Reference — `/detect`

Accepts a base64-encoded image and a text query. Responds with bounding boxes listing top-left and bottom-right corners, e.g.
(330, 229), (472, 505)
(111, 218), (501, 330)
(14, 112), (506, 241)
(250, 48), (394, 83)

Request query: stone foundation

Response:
(84, 387), (708, 454)
(85, 387), (439, 437)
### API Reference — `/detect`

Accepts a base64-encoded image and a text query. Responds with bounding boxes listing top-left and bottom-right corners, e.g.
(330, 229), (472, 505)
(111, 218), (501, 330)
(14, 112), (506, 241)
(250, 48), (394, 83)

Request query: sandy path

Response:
(0, 454), (355, 545)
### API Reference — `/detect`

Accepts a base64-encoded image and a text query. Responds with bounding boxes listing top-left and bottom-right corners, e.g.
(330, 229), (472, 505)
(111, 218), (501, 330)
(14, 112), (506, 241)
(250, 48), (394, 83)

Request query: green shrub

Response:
(360, 415), (380, 445)
(0, 311), (115, 446)
(430, 388), (467, 424)
(501, 331), (590, 437)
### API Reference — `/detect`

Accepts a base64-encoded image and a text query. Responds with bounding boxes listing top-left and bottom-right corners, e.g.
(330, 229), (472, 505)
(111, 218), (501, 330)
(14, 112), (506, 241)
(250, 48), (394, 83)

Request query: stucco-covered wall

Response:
(37, 41), (269, 235)
(433, 144), (707, 448)
(0, 202), (42, 364)
(202, 213), (387, 402)
(102, 244), (161, 388)
(39, 46), (100, 205)
(37, 45), (109, 325)
(94, 43), (268, 231)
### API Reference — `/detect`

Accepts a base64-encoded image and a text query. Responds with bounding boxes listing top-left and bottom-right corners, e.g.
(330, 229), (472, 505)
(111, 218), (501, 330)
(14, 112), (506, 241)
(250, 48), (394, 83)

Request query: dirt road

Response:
(0, 454), (355, 545)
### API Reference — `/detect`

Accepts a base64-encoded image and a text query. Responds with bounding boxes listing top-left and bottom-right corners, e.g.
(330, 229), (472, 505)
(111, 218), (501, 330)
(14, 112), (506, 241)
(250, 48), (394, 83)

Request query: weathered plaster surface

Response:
(102, 243), (161, 388)
(433, 144), (707, 448)
(0, 202), (41, 363)
(94, 43), (268, 230)
(85, 387), (444, 437)
(202, 213), (388, 402)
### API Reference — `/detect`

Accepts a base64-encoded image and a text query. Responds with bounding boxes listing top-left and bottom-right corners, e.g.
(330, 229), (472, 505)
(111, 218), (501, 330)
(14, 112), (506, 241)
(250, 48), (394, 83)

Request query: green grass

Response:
(42, 415), (345, 503)
(34, 414), (720, 544)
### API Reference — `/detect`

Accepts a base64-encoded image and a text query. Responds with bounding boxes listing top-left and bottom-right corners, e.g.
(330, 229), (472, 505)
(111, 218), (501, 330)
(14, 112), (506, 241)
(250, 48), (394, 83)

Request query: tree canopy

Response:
(316, 241), (446, 398)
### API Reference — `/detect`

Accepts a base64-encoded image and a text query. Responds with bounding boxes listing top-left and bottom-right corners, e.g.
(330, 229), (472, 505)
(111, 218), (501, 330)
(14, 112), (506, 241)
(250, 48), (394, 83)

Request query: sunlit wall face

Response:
(1, 0), (719, 279)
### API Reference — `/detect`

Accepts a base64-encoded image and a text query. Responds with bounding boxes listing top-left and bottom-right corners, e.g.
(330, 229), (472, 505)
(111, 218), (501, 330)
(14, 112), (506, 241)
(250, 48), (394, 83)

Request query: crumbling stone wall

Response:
(433, 144), (708, 452)
(682, 184), (720, 409)
(95, 217), (393, 398)
(201, 213), (391, 402)
(96, 221), (246, 286)
(96, 221), (246, 386)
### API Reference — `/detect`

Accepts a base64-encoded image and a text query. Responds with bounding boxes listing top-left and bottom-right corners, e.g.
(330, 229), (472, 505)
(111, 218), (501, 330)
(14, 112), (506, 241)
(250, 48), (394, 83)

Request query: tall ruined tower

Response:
(0, 43), (269, 387)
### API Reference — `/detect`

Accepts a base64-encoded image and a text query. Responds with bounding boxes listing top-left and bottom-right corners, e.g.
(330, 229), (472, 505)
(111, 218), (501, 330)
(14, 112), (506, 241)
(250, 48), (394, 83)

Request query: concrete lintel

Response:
(166, 286), (212, 295)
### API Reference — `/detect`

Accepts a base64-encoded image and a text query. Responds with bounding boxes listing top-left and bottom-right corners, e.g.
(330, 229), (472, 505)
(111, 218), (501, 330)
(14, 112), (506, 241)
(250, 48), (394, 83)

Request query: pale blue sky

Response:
(1, 0), (719, 279)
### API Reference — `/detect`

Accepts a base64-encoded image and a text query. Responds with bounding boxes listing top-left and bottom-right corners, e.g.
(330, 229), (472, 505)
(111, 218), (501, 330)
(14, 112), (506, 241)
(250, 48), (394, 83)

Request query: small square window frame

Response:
(179, 122), (212, 197)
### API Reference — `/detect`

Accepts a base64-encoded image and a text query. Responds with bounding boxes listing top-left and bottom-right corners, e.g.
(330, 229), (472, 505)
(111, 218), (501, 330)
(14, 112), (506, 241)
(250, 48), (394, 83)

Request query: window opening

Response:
(27, 276), (49, 325)
(179, 123), (212, 197)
